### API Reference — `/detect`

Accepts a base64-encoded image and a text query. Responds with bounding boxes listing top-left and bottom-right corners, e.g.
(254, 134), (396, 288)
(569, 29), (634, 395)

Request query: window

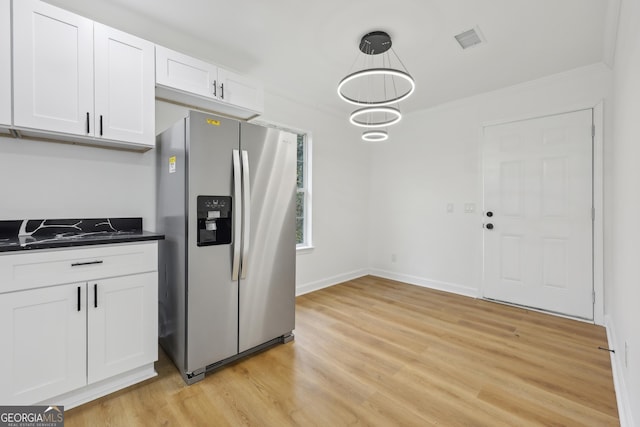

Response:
(296, 133), (312, 248)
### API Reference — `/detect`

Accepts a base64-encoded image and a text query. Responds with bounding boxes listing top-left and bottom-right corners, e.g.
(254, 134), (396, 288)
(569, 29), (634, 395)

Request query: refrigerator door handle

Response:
(232, 149), (242, 280)
(240, 150), (251, 279)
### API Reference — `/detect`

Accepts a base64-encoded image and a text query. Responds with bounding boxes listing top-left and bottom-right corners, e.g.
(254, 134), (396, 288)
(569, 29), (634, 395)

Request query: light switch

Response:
(446, 203), (454, 213)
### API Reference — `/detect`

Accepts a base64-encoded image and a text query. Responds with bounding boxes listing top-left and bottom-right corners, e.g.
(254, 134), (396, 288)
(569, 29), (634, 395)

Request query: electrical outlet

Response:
(446, 203), (454, 213)
(464, 203), (475, 213)
(391, 254), (397, 263)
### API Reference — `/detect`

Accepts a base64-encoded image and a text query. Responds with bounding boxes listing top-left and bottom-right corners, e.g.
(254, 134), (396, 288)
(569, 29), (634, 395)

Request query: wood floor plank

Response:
(65, 276), (619, 426)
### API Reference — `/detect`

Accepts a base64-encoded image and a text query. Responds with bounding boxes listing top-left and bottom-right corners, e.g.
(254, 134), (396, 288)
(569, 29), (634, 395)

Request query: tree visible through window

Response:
(296, 133), (311, 247)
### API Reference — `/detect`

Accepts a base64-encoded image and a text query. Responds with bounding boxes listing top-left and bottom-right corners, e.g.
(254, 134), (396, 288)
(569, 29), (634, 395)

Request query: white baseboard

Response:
(38, 364), (157, 410)
(369, 269), (479, 299)
(604, 315), (634, 427)
(296, 269), (368, 296)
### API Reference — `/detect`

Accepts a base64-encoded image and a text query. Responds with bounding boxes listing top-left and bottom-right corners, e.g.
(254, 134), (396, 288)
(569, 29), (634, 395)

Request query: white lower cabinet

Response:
(88, 273), (157, 384)
(0, 283), (87, 404)
(0, 242), (158, 408)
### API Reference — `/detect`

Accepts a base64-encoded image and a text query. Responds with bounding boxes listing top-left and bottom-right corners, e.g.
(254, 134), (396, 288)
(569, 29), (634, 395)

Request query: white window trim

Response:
(297, 132), (313, 250)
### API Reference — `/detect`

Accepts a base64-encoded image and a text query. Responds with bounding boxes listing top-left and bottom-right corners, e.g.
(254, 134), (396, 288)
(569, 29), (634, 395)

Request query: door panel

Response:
(186, 111), (239, 371)
(238, 123), (296, 353)
(0, 0), (10, 126)
(0, 283), (86, 404)
(94, 23), (154, 145)
(88, 273), (157, 384)
(13, 0), (93, 134)
(483, 109), (593, 319)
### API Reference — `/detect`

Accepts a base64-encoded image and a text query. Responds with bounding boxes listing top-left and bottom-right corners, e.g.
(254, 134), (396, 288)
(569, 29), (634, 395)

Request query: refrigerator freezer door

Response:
(238, 123), (296, 353)
(186, 111), (240, 371)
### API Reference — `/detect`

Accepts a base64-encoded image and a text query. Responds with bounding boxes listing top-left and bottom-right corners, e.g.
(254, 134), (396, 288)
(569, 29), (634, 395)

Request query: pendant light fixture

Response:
(338, 30), (415, 141)
(362, 130), (389, 142)
(338, 31), (415, 107)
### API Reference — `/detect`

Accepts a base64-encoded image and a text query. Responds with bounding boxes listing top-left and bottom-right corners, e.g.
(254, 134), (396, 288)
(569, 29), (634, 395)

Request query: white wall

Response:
(606, 0), (640, 423)
(0, 135), (156, 227)
(368, 63), (612, 298)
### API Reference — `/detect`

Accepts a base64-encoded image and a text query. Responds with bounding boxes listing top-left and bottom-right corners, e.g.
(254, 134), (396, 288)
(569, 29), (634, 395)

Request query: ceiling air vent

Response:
(454, 27), (485, 49)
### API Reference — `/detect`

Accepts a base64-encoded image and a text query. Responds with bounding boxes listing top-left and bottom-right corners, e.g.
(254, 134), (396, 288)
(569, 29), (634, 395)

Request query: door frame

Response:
(480, 101), (604, 325)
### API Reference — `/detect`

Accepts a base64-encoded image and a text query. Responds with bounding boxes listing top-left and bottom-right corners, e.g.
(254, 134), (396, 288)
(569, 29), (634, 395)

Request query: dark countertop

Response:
(0, 218), (164, 253)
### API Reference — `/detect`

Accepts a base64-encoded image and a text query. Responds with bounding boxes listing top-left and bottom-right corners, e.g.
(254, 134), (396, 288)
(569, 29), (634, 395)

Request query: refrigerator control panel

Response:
(197, 196), (232, 246)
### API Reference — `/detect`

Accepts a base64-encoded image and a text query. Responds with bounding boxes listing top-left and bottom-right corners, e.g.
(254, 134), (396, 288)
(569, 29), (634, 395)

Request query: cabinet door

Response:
(217, 67), (264, 114)
(0, 283), (87, 405)
(87, 272), (158, 384)
(94, 23), (155, 146)
(155, 45), (218, 99)
(13, 0), (94, 135)
(0, 0), (10, 126)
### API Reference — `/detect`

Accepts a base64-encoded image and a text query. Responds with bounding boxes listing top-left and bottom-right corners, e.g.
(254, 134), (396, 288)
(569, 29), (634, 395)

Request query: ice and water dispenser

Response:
(197, 196), (232, 246)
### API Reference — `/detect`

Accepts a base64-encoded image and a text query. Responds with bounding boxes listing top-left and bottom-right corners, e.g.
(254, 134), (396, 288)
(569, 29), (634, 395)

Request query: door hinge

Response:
(593, 290), (596, 304)
(592, 124), (595, 138)
(592, 207), (595, 221)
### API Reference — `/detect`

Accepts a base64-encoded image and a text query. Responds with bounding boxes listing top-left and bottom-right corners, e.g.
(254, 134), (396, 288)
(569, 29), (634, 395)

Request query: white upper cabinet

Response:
(13, 0), (94, 135)
(94, 23), (155, 146)
(217, 68), (264, 114)
(155, 44), (264, 119)
(12, 0), (155, 149)
(155, 45), (218, 99)
(0, 0), (11, 127)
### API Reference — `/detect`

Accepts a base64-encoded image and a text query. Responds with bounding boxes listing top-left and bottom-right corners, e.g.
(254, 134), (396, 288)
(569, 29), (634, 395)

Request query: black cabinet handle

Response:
(86, 112), (90, 134)
(486, 211), (493, 217)
(94, 283), (98, 308)
(99, 115), (103, 136)
(220, 83), (224, 99)
(71, 260), (103, 267)
(77, 286), (81, 311)
(485, 223), (494, 230)
(213, 80), (217, 97)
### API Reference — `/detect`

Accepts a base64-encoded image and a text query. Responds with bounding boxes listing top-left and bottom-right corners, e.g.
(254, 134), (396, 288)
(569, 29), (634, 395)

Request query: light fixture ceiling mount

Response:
(358, 31), (392, 55)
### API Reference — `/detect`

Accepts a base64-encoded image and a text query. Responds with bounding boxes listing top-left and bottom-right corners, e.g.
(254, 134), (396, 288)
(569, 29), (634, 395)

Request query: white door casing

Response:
(482, 109), (593, 319)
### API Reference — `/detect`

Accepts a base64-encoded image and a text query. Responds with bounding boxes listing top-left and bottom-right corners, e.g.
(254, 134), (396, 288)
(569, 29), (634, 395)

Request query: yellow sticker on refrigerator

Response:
(206, 119), (221, 126)
(169, 156), (176, 174)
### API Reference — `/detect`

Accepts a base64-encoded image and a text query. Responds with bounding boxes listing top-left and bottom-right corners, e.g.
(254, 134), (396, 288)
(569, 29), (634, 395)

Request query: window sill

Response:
(296, 245), (314, 255)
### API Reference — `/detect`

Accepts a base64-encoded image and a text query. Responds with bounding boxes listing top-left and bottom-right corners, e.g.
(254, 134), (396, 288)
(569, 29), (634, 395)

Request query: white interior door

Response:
(482, 109), (593, 319)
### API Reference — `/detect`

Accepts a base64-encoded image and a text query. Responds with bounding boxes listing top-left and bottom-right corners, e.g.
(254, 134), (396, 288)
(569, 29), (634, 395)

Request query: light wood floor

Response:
(66, 276), (619, 426)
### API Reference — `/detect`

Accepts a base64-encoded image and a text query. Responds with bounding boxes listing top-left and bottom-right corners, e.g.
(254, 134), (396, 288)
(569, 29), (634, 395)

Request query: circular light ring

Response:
(338, 68), (415, 107)
(349, 106), (402, 128)
(362, 130), (388, 142)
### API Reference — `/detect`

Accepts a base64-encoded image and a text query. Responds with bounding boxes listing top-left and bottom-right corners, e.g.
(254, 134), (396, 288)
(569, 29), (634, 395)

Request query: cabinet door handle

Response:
(94, 283), (98, 308)
(71, 260), (103, 267)
(99, 115), (103, 136)
(220, 83), (224, 99)
(77, 286), (81, 312)
(86, 112), (90, 134)
(213, 80), (217, 97)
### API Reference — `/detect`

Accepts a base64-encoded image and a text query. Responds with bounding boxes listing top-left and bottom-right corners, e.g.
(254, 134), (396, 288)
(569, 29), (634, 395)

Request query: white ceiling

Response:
(46, 0), (613, 118)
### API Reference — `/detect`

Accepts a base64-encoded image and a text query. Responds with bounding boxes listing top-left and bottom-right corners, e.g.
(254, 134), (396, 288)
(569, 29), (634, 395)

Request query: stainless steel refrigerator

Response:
(156, 110), (296, 384)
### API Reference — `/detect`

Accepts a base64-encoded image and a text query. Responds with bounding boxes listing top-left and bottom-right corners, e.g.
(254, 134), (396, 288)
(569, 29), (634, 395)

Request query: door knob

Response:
(486, 211), (493, 217)
(485, 223), (494, 230)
